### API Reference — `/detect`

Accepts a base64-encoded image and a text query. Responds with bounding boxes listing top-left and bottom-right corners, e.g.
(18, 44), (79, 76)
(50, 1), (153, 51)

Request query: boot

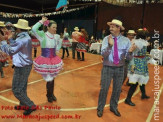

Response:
(77, 52), (81, 60)
(66, 48), (69, 57)
(1, 70), (4, 78)
(140, 84), (150, 99)
(0, 62), (4, 78)
(80, 52), (85, 61)
(61, 48), (65, 59)
(46, 80), (57, 102)
(34, 48), (37, 58)
(125, 84), (138, 106)
(126, 80), (131, 86)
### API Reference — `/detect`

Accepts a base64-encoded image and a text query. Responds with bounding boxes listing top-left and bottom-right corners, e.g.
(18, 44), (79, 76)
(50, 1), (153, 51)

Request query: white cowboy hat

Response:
(127, 30), (136, 34)
(0, 21), (5, 27)
(74, 27), (79, 31)
(13, 19), (31, 30)
(154, 40), (159, 43)
(107, 19), (125, 30)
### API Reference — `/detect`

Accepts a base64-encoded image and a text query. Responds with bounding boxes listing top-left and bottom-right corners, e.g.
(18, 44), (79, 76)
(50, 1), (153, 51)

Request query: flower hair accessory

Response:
(43, 20), (50, 26)
(143, 28), (147, 31)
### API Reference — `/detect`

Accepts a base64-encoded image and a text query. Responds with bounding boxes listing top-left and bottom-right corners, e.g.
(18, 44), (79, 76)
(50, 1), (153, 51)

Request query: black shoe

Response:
(125, 99), (135, 106)
(61, 57), (64, 59)
(23, 108), (36, 116)
(14, 105), (27, 110)
(80, 59), (84, 61)
(141, 95), (150, 99)
(72, 57), (75, 59)
(110, 108), (121, 117)
(47, 97), (54, 103)
(97, 110), (103, 117)
(52, 95), (57, 101)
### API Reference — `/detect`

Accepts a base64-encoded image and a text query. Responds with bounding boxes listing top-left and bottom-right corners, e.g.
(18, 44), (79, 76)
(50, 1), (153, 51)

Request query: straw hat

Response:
(74, 27), (79, 31)
(13, 19), (31, 30)
(107, 19), (125, 30)
(127, 30), (136, 34)
(0, 21), (5, 27)
(138, 28), (143, 31)
(154, 40), (159, 43)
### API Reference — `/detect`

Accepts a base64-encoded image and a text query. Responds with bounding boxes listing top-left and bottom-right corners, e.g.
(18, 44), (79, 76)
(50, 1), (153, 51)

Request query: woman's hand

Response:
(42, 16), (48, 23)
(129, 43), (137, 52)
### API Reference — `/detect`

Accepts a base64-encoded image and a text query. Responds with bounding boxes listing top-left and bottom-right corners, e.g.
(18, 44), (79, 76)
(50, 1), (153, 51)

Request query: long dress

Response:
(128, 38), (150, 85)
(32, 21), (63, 82)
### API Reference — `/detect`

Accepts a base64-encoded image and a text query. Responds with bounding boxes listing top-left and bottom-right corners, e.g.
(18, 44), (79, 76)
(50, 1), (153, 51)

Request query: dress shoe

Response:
(110, 108), (121, 117)
(52, 95), (57, 101)
(23, 107), (36, 116)
(47, 97), (54, 103)
(97, 110), (103, 117)
(125, 99), (135, 106)
(141, 95), (150, 99)
(80, 59), (85, 61)
(61, 57), (64, 59)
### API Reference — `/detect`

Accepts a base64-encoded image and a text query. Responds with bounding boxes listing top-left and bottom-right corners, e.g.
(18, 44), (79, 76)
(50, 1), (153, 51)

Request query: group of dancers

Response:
(0, 17), (151, 117)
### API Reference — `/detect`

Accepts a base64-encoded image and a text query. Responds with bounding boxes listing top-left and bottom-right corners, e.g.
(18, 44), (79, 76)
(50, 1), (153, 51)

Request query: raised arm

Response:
(0, 38), (25, 56)
(32, 17), (47, 42)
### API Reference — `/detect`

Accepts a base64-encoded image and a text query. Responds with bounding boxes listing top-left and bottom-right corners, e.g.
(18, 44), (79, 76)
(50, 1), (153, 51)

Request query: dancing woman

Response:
(125, 29), (150, 106)
(32, 17), (63, 103)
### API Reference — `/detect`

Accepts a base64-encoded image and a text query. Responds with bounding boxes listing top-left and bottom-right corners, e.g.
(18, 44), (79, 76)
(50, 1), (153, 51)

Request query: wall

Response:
(97, 2), (163, 35)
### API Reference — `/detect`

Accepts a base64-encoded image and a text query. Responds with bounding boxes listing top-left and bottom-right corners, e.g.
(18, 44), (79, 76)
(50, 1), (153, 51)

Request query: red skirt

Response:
(32, 39), (40, 47)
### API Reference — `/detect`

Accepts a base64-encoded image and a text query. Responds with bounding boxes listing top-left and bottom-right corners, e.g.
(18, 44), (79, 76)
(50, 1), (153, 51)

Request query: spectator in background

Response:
(101, 29), (106, 40)
(123, 30), (136, 86)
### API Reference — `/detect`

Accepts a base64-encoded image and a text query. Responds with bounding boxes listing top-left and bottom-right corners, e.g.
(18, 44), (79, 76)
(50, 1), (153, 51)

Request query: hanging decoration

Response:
(56, 0), (68, 11)
(0, 5), (91, 18)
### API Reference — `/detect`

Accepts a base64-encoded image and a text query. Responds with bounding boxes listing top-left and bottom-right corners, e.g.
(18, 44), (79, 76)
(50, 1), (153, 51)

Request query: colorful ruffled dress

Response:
(76, 35), (88, 52)
(128, 39), (150, 85)
(62, 32), (71, 48)
(32, 21), (63, 82)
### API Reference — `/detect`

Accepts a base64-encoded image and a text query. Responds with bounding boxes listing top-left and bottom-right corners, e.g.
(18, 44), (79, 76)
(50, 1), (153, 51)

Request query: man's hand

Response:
(7, 30), (14, 40)
(108, 34), (114, 46)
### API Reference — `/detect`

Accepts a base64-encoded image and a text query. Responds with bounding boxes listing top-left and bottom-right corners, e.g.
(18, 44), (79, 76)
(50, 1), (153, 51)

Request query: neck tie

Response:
(113, 37), (119, 65)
